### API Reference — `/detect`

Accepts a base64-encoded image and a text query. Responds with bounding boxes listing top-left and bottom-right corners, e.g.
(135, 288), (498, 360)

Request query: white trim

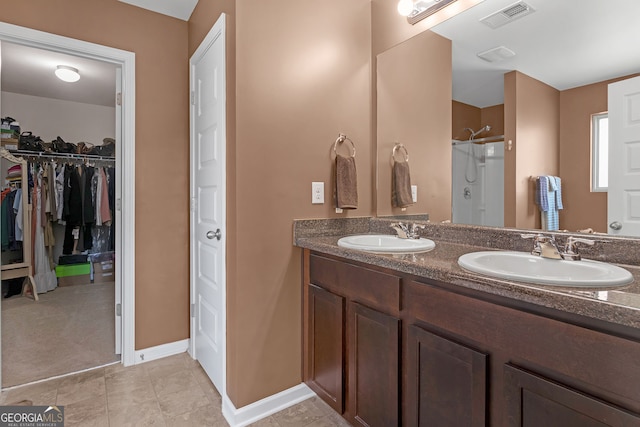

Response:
(134, 339), (189, 365)
(189, 11), (227, 397)
(0, 22), (136, 368)
(222, 384), (316, 427)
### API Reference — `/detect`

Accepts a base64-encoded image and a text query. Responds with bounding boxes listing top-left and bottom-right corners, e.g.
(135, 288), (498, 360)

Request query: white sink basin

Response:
(458, 251), (633, 287)
(338, 234), (435, 254)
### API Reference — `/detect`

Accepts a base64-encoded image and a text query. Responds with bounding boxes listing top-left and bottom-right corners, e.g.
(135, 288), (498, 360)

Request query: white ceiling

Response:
(118, 0), (199, 21)
(430, 0), (640, 107)
(1, 42), (117, 107)
(3, 0), (638, 110)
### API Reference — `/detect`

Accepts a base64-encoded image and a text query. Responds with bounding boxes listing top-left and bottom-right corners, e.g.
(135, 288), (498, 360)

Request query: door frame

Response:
(189, 11), (227, 396)
(0, 22), (137, 369)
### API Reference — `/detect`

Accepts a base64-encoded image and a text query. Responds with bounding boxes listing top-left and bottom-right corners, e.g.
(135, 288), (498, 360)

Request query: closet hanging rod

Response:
(7, 149), (115, 164)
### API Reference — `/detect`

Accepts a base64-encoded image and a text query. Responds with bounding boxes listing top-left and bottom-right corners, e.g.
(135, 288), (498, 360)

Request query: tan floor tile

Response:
(165, 403), (228, 427)
(105, 364), (152, 395)
(105, 361), (146, 377)
(57, 367), (105, 388)
(156, 384), (210, 418)
(56, 376), (106, 406)
(151, 369), (200, 398)
(145, 354), (190, 379)
(248, 415), (281, 426)
(106, 383), (158, 410)
(0, 380), (59, 406)
(108, 398), (166, 426)
(64, 395), (109, 427)
(271, 397), (328, 427)
(305, 414), (351, 427)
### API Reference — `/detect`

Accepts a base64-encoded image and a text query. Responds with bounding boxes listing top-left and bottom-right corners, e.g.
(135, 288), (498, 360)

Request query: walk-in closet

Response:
(0, 41), (120, 387)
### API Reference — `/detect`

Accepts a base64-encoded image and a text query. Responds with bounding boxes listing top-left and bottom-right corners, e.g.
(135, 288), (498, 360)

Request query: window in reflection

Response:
(591, 112), (609, 192)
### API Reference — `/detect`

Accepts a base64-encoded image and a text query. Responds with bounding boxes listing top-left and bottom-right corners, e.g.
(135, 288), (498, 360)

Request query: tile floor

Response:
(0, 352), (351, 426)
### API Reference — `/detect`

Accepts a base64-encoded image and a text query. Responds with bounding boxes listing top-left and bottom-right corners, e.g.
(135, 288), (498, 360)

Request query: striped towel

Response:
(536, 176), (563, 231)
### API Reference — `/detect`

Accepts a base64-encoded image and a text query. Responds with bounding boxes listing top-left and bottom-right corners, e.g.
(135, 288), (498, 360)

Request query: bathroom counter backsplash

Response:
(293, 217), (640, 331)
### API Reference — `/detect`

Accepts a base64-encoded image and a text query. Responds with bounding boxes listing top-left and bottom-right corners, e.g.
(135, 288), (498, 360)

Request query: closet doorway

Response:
(0, 23), (136, 388)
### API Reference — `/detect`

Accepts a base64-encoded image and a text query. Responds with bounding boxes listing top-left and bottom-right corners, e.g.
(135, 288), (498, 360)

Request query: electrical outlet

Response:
(312, 182), (324, 204)
(411, 185), (418, 203)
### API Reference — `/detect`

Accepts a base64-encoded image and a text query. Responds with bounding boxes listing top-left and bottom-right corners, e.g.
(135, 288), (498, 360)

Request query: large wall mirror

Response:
(376, 0), (640, 237)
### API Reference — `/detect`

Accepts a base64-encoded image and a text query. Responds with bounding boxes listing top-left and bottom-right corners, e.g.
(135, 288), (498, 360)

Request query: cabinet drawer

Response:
(310, 254), (401, 313)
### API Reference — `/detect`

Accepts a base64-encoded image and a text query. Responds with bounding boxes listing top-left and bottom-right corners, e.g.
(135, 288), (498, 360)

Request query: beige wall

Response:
(1, 92), (115, 143)
(190, 0), (372, 408)
(504, 71), (559, 229)
(377, 31), (451, 219)
(452, 101), (504, 140)
(558, 75), (639, 232)
(0, 0), (190, 349)
(559, 81), (607, 232)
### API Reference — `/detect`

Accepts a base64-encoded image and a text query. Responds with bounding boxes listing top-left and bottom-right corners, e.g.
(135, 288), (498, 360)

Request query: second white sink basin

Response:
(338, 234), (435, 254)
(458, 251), (633, 287)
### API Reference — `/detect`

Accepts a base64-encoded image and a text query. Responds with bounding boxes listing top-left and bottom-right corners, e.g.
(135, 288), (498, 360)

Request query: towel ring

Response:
(333, 133), (356, 158)
(392, 143), (409, 163)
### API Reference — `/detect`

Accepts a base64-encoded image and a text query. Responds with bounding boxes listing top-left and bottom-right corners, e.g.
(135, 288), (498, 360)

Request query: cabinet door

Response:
(406, 325), (488, 427)
(348, 302), (400, 427)
(504, 364), (640, 426)
(307, 284), (345, 413)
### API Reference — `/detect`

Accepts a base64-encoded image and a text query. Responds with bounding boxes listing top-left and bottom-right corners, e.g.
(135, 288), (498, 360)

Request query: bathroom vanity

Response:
(295, 218), (640, 426)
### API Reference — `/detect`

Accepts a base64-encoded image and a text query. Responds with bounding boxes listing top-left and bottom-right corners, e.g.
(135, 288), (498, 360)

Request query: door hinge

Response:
(190, 303), (196, 318)
(190, 198), (197, 212)
(116, 92), (122, 106)
(116, 303), (122, 316)
(190, 91), (196, 106)
(116, 198), (122, 211)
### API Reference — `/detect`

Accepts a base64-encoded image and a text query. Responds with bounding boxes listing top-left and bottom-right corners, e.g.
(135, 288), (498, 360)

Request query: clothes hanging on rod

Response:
(31, 165), (57, 293)
(15, 149), (116, 259)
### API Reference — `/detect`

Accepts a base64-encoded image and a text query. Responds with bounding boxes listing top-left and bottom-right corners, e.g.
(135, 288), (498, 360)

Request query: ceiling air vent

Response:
(477, 46), (516, 63)
(480, 1), (536, 29)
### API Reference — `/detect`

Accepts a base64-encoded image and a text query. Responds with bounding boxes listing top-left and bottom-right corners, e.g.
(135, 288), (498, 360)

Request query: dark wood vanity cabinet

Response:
(304, 252), (401, 426)
(303, 250), (640, 426)
(307, 284), (345, 413)
(405, 325), (488, 426)
(503, 364), (640, 426)
(348, 302), (399, 426)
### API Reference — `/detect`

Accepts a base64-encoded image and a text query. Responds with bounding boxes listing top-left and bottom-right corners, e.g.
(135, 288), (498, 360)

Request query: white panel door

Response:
(608, 76), (640, 236)
(190, 15), (226, 393)
(114, 66), (122, 355)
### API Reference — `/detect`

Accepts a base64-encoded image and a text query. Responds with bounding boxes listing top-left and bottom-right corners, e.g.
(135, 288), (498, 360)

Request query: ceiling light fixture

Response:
(398, 0), (458, 25)
(397, 0), (415, 16)
(55, 65), (80, 83)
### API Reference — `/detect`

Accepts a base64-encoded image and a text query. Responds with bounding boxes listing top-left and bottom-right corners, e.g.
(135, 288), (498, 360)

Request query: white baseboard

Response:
(222, 383), (316, 427)
(134, 339), (190, 364)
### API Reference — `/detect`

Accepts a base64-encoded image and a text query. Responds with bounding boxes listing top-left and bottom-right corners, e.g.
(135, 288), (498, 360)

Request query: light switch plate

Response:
(411, 185), (418, 203)
(312, 182), (324, 204)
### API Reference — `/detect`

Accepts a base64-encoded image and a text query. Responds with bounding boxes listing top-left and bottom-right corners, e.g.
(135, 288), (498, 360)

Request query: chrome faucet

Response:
(561, 236), (595, 261)
(390, 222), (425, 239)
(521, 233), (561, 259)
(521, 234), (595, 261)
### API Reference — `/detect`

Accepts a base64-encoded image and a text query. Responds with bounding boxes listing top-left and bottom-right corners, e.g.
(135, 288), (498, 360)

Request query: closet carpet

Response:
(1, 282), (118, 387)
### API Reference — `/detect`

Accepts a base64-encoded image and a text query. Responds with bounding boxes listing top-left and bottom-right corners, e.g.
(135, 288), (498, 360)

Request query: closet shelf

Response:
(7, 149), (115, 164)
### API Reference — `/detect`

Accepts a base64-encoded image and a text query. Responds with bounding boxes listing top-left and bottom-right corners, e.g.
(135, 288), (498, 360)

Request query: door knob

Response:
(609, 221), (622, 230)
(207, 229), (222, 240)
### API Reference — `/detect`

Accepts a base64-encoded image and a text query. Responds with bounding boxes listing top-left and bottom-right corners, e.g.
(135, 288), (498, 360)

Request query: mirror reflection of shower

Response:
(452, 126), (504, 227)
(463, 125), (491, 183)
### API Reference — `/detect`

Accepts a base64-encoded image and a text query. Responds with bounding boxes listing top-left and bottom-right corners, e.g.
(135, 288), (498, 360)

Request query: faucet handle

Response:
(410, 223), (426, 232)
(390, 222), (409, 239)
(562, 236), (595, 261)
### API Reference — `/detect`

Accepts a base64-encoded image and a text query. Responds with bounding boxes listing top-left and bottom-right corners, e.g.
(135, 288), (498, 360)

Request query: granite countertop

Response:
(294, 218), (640, 332)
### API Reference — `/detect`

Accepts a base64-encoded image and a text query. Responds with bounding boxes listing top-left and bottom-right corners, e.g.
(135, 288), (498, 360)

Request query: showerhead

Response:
(468, 125), (491, 139)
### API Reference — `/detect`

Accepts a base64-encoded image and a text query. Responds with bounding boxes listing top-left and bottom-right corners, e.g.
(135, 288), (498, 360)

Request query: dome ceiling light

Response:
(55, 65), (80, 83)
